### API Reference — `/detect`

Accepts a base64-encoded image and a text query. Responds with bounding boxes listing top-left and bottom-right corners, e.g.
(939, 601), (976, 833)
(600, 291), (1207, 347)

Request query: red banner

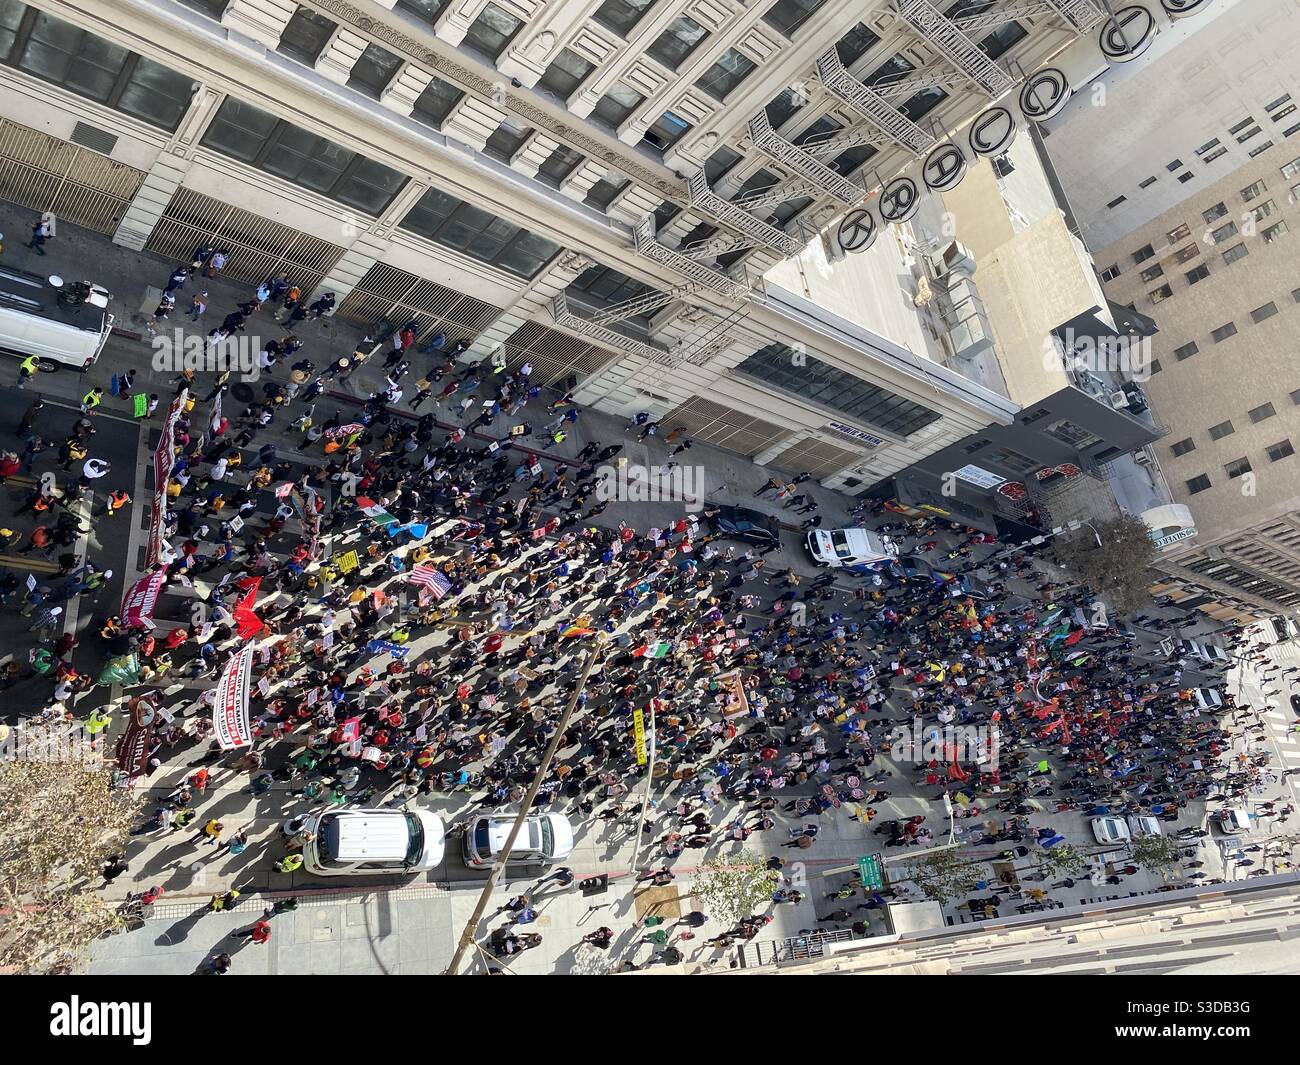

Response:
(213, 646), (254, 750)
(233, 576), (263, 639)
(145, 390), (188, 568)
(120, 571), (166, 630)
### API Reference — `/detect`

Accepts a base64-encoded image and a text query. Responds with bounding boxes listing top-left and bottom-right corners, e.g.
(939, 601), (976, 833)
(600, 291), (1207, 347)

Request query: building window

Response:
(1170, 438), (1196, 457)
(1202, 202), (1228, 223)
(1139, 263), (1164, 282)
(1149, 284), (1173, 304)
(1285, 122), (1300, 138)
(1267, 93), (1293, 113)
(396, 0), (450, 24)
(646, 15), (709, 70)
(1291, 388), (1300, 405)
(987, 447), (1040, 474)
(591, 83), (645, 130)
(1267, 439), (1296, 462)
(835, 22), (880, 66)
(1281, 156), (1300, 179)
(348, 42), (403, 98)
(1139, 175), (1157, 189)
(1132, 244), (1155, 264)
(1166, 223), (1191, 243)
(1100, 264), (1121, 282)
(483, 117), (532, 162)
(1209, 220), (1237, 244)
(177, 0), (229, 17)
(1228, 117), (1255, 134)
(963, 438), (991, 453)
(1176, 171), (1194, 183)
(568, 265), (656, 310)
(538, 48), (595, 100)
(1222, 242), (1249, 265)
(1185, 264), (1210, 285)
(1251, 302), (1279, 323)
(1106, 195), (1127, 209)
(1235, 125), (1262, 144)
(643, 110), (691, 152)
(763, 0), (828, 37)
(399, 186), (560, 278)
(1195, 137), (1221, 156)
(591, 0), (656, 37)
(462, 3), (522, 61)
(1208, 420), (1235, 440)
(535, 143), (584, 187)
(584, 174), (629, 211)
(1166, 158), (1184, 171)
(1263, 220), (1290, 243)
(1149, 358), (1161, 374)
(1202, 147), (1228, 164)
(696, 47), (756, 101)
(0, 4), (196, 131)
(1174, 341), (1198, 361)
(1186, 475), (1212, 495)
(1171, 244), (1200, 264)
(1043, 419), (1101, 448)
(277, 6), (338, 64)
(1251, 199), (1277, 221)
(1249, 141), (1276, 158)
(1020, 407), (1052, 425)
(1249, 402), (1278, 423)
(703, 145), (743, 185)
(735, 343), (940, 436)
(1224, 457), (1253, 479)
(1211, 322), (1238, 343)
(410, 75), (464, 129)
(200, 97), (407, 213)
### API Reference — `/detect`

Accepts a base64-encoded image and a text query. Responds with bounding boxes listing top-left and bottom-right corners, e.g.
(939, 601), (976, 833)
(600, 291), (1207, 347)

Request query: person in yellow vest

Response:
(391, 625), (411, 644)
(276, 853), (304, 874)
(85, 707), (112, 738)
(17, 354), (38, 389)
(80, 387), (104, 414)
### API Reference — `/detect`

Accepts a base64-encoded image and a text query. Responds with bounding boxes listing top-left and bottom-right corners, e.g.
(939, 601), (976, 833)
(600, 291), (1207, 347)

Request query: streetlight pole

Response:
(444, 641), (604, 975)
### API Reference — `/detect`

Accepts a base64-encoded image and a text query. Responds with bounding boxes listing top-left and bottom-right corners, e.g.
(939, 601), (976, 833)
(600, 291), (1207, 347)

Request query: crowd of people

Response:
(5, 259), (1289, 972)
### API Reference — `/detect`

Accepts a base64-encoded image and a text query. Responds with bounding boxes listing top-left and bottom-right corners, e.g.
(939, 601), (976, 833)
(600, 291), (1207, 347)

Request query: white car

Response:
(1193, 687), (1223, 710)
(806, 528), (898, 569)
(1126, 815), (1162, 838)
(1091, 816), (1132, 845)
(462, 812), (575, 868)
(303, 808), (445, 877)
(1216, 808), (1252, 833)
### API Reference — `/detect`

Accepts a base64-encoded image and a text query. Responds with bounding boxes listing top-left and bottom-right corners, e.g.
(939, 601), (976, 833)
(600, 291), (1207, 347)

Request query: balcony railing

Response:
(686, 171), (804, 257)
(551, 291), (674, 365)
(747, 110), (865, 205)
(949, 0), (1106, 34)
(632, 216), (753, 301)
(815, 49), (935, 155)
(897, 0), (1016, 98)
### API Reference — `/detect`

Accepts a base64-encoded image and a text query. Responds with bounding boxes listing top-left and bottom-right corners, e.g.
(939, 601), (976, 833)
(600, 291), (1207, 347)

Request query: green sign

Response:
(858, 854), (883, 890)
(133, 393), (148, 418)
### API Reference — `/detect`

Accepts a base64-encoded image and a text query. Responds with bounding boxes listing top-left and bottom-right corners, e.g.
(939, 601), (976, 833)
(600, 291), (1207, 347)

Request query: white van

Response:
(806, 528), (898, 569)
(0, 264), (113, 370)
(1193, 687), (1223, 710)
(462, 812), (575, 868)
(304, 808), (445, 876)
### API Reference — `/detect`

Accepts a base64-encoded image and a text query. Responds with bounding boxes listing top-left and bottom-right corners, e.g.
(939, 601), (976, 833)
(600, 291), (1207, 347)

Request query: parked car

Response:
(1215, 808), (1252, 833)
(807, 528), (897, 569)
(705, 504), (780, 545)
(303, 809), (445, 877)
(1091, 816), (1131, 845)
(1126, 815), (1162, 838)
(1193, 687), (1223, 710)
(1289, 693), (1300, 717)
(1270, 615), (1293, 642)
(1178, 639), (1229, 668)
(462, 812), (575, 868)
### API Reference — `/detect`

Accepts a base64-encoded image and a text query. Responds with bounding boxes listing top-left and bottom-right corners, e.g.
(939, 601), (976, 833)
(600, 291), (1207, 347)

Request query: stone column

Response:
(221, 0), (297, 49)
(381, 64), (435, 117)
(315, 27), (368, 85)
(441, 95), (508, 151)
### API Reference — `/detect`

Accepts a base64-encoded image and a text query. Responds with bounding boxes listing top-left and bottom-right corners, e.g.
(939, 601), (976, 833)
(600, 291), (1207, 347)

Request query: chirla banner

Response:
(145, 389), (187, 568)
(213, 646), (255, 750)
(120, 571), (166, 630)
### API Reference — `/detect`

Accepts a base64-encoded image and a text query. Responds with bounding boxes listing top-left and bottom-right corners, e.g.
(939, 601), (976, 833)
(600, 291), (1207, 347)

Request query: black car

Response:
(705, 504), (781, 545)
(1290, 693), (1300, 718)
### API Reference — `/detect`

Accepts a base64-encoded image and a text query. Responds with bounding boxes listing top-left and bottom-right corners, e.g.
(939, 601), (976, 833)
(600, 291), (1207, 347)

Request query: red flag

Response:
(233, 577), (263, 639)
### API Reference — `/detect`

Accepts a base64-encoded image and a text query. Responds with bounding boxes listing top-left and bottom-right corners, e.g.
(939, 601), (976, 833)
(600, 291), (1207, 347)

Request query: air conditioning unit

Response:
(1134, 451), (1153, 466)
(927, 240), (975, 280)
(1108, 390), (1131, 410)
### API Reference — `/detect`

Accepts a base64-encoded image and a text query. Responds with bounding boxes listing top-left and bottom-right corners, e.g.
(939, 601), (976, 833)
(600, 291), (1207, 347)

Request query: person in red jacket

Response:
(232, 918), (271, 944)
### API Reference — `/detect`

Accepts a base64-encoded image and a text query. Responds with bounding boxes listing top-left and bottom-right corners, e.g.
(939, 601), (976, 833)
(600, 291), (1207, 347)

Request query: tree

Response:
(0, 721), (142, 974)
(1035, 842), (1086, 879)
(690, 852), (778, 928)
(1129, 834), (1185, 871)
(1052, 513), (1156, 615)
(899, 848), (982, 904)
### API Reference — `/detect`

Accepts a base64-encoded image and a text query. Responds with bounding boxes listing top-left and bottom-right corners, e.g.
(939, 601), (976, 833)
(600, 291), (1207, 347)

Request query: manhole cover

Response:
(230, 382), (255, 404)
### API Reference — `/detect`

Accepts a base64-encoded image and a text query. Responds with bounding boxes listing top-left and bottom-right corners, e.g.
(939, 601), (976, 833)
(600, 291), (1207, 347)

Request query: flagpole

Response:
(445, 640), (604, 975)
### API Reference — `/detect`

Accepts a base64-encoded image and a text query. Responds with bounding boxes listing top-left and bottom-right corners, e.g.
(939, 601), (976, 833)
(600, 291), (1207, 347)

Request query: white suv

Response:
(304, 809), (445, 877)
(462, 812), (575, 868)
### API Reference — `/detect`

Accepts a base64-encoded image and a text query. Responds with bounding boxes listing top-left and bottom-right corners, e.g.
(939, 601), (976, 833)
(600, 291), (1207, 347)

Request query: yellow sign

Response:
(633, 708), (647, 766)
(336, 550), (359, 573)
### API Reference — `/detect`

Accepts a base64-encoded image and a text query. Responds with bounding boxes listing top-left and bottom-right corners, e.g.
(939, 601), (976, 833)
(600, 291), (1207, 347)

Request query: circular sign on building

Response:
(1099, 5), (1157, 63)
(922, 142), (968, 193)
(1160, 0), (1211, 17)
(836, 208), (878, 254)
(1019, 68), (1072, 122)
(879, 177), (921, 223)
(968, 105), (1018, 157)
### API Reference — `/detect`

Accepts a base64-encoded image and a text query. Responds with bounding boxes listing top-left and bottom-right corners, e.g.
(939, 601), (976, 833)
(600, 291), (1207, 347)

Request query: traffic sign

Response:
(858, 853), (884, 890)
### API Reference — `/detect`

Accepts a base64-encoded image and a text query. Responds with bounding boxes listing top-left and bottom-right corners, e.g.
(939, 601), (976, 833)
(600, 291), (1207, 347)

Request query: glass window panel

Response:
(900, 87), (947, 122)
(396, 0), (449, 23)
(591, 83), (644, 128)
(763, 0), (827, 37)
(592, 0), (656, 37)
(462, 3), (522, 61)
(864, 54), (915, 88)
(116, 56), (194, 131)
(831, 143), (877, 174)
(696, 47), (755, 101)
(835, 22), (880, 66)
(536, 143), (584, 186)
(646, 15), (708, 70)
(349, 42), (403, 96)
(980, 21), (1026, 60)
(0, 0), (22, 60)
(200, 97), (279, 161)
(278, 6), (338, 64)
(464, 216), (519, 260)
(484, 117), (532, 162)
(703, 145), (742, 184)
(643, 110), (691, 151)
(538, 47), (594, 99)
(411, 75), (463, 127)
(585, 175), (629, 210)
(764, 87), (805, 130)
(495, 230), (560, 278)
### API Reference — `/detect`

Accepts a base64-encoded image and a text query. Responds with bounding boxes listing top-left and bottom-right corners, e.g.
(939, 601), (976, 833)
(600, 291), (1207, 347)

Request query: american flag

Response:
(409, 565), (452, 599)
